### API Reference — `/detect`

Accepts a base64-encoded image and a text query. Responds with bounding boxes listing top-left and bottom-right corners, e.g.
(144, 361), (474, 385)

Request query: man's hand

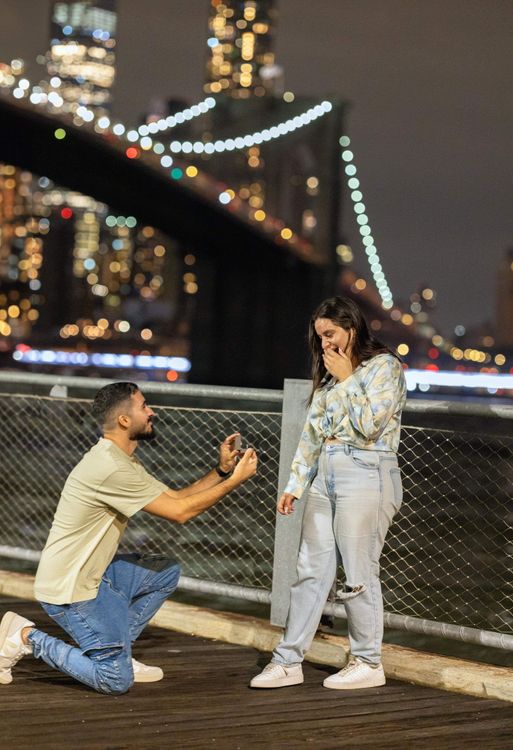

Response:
(231, 448), (258, 483)
(219, 433), (242, 473)
(143, 447), (258, 524)
(323, 348), (353, 383)
(277, 492), (297, 515)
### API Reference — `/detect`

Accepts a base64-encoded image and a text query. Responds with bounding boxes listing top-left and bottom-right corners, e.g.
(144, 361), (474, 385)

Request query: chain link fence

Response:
(0, 393), (281, 589)
(0, 381), (512, 643)
(385, 426), (513, 635)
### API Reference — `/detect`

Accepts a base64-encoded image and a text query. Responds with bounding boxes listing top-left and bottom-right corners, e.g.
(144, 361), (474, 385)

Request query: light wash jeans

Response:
(28, 553), (180, 695)
(273, 443), (403, 667)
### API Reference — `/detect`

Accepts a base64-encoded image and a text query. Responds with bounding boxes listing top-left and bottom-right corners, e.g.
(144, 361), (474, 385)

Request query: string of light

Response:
(9, 78), (332, 155)
(9, 75), (217, 132)
(5, 66), (508, 376)
(164, 101), (333, 154)
(339, 135), (394, 309)
(8, 79), (390, 304)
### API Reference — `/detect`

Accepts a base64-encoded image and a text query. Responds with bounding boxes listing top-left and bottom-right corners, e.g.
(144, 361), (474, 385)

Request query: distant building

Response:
(0, 162), (46, 342)
(0, 1), (185, 359)
(205, 0), (281, 99)
(156, 0), (346, 269)
(47, 0), (117, 119)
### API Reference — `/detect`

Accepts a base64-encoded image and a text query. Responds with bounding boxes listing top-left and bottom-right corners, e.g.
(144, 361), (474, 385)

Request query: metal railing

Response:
(0, 372), (512, 650)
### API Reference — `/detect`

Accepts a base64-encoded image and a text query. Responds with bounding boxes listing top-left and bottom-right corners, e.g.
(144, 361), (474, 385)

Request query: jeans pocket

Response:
(350, 449), (380, 470)
(390, 467), (403, 512)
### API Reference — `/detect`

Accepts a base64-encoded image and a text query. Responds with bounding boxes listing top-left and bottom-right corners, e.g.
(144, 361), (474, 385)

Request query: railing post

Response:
(270, 378), (311, 626)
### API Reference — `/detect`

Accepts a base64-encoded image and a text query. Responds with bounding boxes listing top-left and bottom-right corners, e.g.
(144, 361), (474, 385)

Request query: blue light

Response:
(405, 369), (513, 390)
(136, 355), (152, 369)
(12, 349), (192, 372)
(207, 37), (220, 48)
(62, 25), (73, 35)
(168, 357), (191, 372)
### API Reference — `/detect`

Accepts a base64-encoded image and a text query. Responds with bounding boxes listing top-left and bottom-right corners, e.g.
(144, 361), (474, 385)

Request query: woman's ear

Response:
(345, 328), (355, 354)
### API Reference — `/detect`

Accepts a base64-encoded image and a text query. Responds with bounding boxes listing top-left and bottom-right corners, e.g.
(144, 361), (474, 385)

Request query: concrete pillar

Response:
(270, 378), (311, 626)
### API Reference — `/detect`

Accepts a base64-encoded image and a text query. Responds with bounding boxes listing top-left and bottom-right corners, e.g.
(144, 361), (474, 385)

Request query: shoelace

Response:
(263, 663), (287, 676)
(340, 660), (363, 675)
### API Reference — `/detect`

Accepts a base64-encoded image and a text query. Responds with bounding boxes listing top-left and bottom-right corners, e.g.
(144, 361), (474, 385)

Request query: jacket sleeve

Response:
(333, 356), (405, 441)
(283, 403), (324, 500)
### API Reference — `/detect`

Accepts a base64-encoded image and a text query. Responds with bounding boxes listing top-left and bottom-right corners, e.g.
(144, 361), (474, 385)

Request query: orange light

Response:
(166, 370), (178, 382)
(126, 147), (139, 159)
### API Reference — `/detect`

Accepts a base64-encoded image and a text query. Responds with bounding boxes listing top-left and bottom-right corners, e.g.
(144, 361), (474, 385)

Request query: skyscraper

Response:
(0, 163), (46, 342)
(47, 0), (117, 119)
(205, 0), (281, 99)
(194, 0), (344, 267)
(36, 1), (119, 336)
(0, 59), (47, 345)
(0, 1), (185, 369)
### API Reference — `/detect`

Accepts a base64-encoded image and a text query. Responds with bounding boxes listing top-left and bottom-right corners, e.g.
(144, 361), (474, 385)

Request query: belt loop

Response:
(344, 444), (351, 455)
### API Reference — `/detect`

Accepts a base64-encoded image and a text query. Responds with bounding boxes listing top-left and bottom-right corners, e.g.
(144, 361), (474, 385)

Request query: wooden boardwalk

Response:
(2, 600), (513, 750)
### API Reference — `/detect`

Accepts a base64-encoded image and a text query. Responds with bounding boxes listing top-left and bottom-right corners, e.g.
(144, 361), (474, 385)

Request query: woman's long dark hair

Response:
(308, 296), (398, 402)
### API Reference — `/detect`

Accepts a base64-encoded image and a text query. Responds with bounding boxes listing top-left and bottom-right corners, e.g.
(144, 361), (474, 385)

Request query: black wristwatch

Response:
(215, 465), (232, 478)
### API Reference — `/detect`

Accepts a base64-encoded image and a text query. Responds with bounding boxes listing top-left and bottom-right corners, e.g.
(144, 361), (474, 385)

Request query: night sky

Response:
(1, 0), (512, 336)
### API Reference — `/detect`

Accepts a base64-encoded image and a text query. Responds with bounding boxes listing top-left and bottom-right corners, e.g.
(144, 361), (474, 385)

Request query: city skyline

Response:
(1, 0), (512, 337)
(1, 0), (355, 388)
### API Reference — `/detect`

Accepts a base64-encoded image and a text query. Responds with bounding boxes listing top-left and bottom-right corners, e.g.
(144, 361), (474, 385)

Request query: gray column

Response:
(270, 378), (312, 626)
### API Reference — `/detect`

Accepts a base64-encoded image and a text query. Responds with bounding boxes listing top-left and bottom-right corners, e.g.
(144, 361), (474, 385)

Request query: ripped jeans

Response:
(29, 553), (180, 694)
(273, 444), (402, 666)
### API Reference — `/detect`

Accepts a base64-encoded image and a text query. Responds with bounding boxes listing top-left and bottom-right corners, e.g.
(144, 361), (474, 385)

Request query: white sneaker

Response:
(132, 658), (164, 683)
(0, 611), (34, 685)
(250, 662), (303, 689)
(323, 657), (386, 690)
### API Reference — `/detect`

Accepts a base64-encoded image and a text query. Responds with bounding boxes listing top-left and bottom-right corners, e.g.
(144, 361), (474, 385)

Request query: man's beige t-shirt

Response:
(34, 438), (167, 604)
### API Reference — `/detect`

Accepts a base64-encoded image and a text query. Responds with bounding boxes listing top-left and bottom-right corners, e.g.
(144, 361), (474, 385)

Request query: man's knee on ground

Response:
(98, 673), (134, 695)
(90, 647), (134, 696)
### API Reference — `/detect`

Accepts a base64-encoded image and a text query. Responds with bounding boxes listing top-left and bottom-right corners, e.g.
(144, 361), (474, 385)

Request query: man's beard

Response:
(131, 423), (156, 441)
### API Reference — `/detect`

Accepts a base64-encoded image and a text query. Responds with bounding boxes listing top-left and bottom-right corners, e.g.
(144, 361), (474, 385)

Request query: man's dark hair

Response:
(92, 382), (140, 429)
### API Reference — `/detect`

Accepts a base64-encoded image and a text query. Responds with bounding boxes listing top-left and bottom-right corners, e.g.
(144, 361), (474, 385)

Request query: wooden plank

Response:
(2, 569), (513, 705)
(2, 601), (513, 750)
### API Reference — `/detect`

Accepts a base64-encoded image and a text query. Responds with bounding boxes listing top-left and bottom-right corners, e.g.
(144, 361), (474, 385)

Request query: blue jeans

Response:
(273, 444), (402, 666)
(28, 553), (180, 695)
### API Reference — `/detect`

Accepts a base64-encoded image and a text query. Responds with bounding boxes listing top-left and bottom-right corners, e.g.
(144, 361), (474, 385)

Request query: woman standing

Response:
(251, 296), (406, 690)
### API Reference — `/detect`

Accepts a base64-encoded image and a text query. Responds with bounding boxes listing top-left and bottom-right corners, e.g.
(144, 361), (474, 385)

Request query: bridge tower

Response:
(184, 0), (346, 385)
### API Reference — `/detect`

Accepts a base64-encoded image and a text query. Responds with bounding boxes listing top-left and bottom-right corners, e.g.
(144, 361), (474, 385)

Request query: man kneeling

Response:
(0, 382), (257, 694)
